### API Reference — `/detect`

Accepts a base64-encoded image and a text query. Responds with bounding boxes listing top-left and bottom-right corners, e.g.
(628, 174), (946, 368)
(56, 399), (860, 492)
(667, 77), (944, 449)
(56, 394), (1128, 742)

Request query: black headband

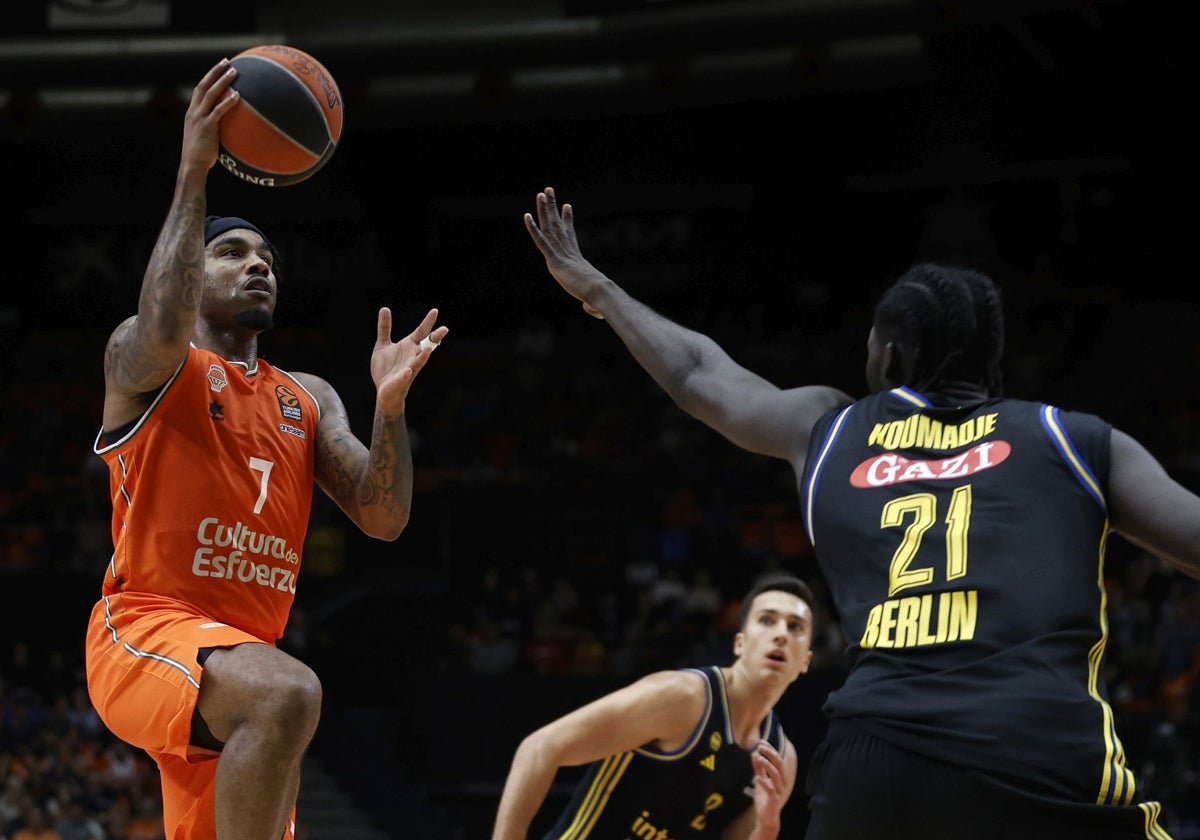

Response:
(204, 215), (269, 245)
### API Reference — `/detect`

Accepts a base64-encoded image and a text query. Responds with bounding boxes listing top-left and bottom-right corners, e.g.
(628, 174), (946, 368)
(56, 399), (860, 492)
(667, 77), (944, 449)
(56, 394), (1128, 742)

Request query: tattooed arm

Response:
(102, 60), (241, 431)
(295, 307), (448, 541)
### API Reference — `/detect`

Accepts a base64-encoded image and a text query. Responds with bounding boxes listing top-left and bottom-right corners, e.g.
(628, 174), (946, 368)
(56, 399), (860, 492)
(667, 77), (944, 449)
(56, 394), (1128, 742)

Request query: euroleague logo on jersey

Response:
(275, 385), (302, 421)
(850, 441), (1011, 488)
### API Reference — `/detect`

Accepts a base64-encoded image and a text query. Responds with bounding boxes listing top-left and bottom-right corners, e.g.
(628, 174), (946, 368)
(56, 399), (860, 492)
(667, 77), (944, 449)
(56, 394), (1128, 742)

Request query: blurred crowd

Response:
(0, 640), (166, 840)
(2, 263), (1199, 836)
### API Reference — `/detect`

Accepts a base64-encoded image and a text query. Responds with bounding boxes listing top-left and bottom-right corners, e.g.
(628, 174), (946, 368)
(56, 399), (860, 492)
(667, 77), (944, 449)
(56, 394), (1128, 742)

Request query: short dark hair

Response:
(737, 573), (817, 632)
(873, 262), (1005, 395)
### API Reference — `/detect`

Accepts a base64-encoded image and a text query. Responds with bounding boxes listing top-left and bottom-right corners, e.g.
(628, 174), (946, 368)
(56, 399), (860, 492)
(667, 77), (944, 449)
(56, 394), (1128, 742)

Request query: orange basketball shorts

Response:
(85, 590), (295, 840)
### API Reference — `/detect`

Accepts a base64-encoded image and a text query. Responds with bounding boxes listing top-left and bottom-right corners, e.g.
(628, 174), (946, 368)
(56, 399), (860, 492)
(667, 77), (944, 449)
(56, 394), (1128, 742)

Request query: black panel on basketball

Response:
(229, 56), (332, 156)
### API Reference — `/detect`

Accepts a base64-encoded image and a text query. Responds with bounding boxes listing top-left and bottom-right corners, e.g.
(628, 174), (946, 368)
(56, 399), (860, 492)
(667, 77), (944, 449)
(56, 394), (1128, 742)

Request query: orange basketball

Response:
(217, 44), (344, 187)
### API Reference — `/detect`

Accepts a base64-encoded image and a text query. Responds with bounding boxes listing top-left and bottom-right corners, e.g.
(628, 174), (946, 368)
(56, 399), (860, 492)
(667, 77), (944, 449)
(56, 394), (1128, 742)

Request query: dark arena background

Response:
(2, 1), (1198, 838)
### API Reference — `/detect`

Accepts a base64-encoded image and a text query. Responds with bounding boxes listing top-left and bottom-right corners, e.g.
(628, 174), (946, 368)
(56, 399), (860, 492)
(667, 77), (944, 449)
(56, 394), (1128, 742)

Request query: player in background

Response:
(491, 573), (815, 840)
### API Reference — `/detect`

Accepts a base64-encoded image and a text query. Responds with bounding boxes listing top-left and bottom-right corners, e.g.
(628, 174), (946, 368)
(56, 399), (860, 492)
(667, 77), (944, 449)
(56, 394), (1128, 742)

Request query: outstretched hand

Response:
(524, 186), (608, 320)
(371, 307), (449, 415)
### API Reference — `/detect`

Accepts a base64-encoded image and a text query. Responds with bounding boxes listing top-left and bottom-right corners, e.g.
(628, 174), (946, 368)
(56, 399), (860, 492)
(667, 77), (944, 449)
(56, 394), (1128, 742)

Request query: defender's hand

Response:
(525, 186), (609, 320)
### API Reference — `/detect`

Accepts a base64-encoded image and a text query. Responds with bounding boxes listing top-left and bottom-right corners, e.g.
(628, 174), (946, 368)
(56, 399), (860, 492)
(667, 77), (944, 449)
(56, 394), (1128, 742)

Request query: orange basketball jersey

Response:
(94, 345), (320, 643)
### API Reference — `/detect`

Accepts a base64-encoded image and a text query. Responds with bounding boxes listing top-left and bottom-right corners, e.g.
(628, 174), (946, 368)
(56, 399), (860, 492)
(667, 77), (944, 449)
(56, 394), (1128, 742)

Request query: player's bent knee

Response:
(267, 665), (322, 735)
(200, 646), (322, 742)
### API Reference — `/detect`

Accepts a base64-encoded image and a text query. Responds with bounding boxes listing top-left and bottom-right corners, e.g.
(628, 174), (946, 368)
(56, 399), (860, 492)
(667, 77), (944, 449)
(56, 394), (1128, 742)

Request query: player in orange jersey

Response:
(84, 58), (448, 840)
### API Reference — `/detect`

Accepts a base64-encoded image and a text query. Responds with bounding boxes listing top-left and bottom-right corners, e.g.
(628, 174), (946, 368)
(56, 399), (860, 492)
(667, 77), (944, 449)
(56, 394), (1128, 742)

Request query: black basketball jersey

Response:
(543, 666), (787, 839)
(798, 387), (1139, 805)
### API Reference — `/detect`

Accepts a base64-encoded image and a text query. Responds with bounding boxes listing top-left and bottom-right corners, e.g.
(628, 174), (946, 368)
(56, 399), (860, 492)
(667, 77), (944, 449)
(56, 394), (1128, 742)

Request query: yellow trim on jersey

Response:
(557, 752), (634, 839)
(1041, 405), (1105, 506)
(1086, 526), (1136, 805)
(1138, 800), (1176, 840)
(890, 386), (930, 407)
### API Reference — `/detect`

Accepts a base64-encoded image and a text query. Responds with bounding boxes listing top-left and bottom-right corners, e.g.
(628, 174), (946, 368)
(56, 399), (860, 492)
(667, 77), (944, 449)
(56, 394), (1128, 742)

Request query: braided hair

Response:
(873, 263), (1005, 395)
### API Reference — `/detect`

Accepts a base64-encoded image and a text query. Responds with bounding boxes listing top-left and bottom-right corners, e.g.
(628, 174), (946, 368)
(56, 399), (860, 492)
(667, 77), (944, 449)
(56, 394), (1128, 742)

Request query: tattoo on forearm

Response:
(145, 196), (205, 320)
(318, 429), (360, 504)
(359, 413), (413, 519)
(318, 414), (413, 528)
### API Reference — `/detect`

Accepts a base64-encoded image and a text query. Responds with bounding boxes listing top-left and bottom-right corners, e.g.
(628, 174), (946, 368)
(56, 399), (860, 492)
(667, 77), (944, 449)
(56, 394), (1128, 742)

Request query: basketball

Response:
(217, 44), (343, 187)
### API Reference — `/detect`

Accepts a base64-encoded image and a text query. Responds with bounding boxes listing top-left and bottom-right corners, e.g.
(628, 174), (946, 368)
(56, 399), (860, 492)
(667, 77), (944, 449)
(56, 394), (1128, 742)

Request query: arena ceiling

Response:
(0, 0), (1178, 136)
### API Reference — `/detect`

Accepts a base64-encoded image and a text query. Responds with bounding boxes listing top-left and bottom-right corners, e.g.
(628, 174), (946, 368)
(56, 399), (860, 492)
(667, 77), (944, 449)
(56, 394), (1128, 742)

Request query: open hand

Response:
(371, 307), (448, 414)
(524, 186), (608, 319)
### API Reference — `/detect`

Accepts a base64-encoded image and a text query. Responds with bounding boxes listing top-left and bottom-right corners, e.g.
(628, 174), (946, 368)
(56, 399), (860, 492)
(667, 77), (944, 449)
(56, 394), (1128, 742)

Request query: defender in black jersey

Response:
(523, 187), (1200, 840)
(491, 574), (815, 840)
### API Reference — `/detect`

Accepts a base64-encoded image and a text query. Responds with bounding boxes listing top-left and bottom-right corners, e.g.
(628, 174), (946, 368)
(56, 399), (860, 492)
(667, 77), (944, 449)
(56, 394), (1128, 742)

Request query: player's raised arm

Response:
(525, 187), (851, 464)
(301, 307), (448, 541)
(103, 60), (240, 427)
